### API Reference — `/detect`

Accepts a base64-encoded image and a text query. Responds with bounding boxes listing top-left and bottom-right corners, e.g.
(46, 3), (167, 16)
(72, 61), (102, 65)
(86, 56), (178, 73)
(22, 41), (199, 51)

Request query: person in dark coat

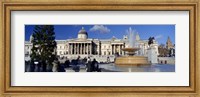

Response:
(92, 58), (99, 72)
(86, 57), (92, 72)
(64, 57), (70, 68)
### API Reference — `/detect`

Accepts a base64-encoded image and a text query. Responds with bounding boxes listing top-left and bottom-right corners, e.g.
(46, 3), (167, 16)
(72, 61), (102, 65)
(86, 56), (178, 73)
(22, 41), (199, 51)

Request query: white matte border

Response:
(11, 11), (189, 86)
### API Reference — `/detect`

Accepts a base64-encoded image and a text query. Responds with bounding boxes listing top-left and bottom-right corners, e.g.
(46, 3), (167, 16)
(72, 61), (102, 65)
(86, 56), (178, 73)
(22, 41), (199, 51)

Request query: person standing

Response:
(64, 57), (70, 68)
(86, 57), (92, 72)
(92, 58), (99, 72)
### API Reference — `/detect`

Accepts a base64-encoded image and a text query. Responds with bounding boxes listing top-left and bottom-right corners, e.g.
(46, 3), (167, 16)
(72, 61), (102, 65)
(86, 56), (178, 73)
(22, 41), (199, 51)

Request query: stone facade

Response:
(158, 57), (175, 64)
(25, 27), (159, 63)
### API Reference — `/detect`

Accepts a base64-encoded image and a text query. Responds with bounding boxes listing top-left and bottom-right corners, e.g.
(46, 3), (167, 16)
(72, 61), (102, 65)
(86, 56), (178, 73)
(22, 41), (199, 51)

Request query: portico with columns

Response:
(111, 43), (125, 55)
(68, 42), (93, 55)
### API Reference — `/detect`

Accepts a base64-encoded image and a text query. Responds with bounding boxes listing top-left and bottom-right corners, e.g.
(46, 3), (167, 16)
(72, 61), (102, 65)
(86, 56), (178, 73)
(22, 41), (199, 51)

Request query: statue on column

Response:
(148, 37), (155, 46)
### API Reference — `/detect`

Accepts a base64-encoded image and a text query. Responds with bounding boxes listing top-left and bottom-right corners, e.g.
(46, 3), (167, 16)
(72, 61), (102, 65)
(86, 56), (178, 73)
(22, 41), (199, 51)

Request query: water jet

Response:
(115, 27), (150, 66)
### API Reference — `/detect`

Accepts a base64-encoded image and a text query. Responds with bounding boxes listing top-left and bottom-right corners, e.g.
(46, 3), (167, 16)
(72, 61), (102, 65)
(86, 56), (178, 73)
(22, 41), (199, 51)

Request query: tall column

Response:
(87, 43), (89, 55)
(77, 43), (80, 54)
(77, 43), (79, 54)
(80, 43), (82, 54)
(70, 43), (73, 54)
(81, 43), (84, 54)
(83, 43), (85, 54)
(73, 43), (74, 55)
(88, 44), (90, 55)
(74, 43), (76, 55)
(71, 43), (72, 54)
(123, 44), (125, 55)
(78, 43), (79, 54)
(71, 44), (73, 55)
(115, 45), (117, 54)
(114, 44), (115, 54)
(119, 45), (121, 55)
(82, 43), (84, 54)
(68, 43), (70, 54)
(112, 45), (113, 55)
(90, 43), (92, 55)
(80, 43), (81, 54)
(98, 44), (100, 55)
(85, 43), (87, 54)
(73, 43), (75, 55)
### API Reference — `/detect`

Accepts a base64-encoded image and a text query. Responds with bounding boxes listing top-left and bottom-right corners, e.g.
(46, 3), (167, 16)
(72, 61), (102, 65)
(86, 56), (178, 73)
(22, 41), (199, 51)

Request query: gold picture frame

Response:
(0, 0), (199, 97)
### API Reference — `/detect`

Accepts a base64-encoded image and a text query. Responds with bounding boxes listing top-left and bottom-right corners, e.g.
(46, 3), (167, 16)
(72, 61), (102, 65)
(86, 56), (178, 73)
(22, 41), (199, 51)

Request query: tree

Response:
(30, 25), (57, 72)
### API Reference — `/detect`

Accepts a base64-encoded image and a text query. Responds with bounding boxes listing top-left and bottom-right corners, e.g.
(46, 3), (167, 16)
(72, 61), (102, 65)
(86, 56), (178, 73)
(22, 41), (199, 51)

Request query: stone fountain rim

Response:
(121, 47), (140, 52)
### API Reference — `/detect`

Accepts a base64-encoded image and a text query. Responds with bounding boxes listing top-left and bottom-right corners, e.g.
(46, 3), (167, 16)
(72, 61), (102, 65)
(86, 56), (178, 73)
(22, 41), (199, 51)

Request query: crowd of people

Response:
(65, 56), (100, 72)
(25, 56), (101, 72)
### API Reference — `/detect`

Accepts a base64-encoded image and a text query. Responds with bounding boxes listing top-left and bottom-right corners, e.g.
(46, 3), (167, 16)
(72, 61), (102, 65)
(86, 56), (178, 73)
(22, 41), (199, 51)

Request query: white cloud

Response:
(89, 25), (111, 33)
(155, 35), (163, 40)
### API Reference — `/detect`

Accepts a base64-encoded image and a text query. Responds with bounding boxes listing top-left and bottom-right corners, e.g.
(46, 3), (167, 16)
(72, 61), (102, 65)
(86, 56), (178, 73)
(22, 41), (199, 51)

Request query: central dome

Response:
(78, 27), (87, 34)
(78, 27), (88, 39)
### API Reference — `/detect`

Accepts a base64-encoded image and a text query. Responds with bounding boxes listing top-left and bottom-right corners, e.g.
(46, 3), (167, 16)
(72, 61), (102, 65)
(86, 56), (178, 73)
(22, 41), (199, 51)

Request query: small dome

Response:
(30, 34), (34, 42)
(77, 27), (88, 39)
(78, 27), (88, 35)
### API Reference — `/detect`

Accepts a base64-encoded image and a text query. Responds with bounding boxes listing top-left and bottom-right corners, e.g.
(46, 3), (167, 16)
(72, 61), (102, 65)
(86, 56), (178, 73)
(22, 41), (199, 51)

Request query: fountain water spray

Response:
(115, 27), (150, 66)
(127, 27), (136, 48)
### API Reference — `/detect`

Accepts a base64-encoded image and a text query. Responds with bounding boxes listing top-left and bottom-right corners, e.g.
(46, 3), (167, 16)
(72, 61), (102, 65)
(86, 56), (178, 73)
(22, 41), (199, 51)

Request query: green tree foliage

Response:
(30, 25), (57, 72)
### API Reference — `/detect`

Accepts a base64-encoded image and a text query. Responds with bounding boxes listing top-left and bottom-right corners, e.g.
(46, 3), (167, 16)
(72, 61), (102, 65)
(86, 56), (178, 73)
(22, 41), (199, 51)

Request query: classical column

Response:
(74, 43), (76, 55)
(82, 43), (83, 55)
(68, 43), (70, 54)
(70, 44), (72, 54)
(88, 43), (90, 55)
(80, 43), (81, 54)
(78, 43), (80, 54)
(83, 43), (85, 54)
(98, 44), (100, 55)
(71, 43), (73, 54)
(123, 44), (125, 55)
(121, 44), (123, 55)
(71, 43), (72, 54)
(114, 44), (115, 54)
(71, 44), (73, 55)
(78, 43), (79, 54)
(85, 43), (86, 54)
(87, 43), (88, 55)
(77, 43), (79, 54)
(73, 43), (74, 54)
(90, 43), (92, 55)
(119, 45), (121, 55)
(111, 45), (113, 55)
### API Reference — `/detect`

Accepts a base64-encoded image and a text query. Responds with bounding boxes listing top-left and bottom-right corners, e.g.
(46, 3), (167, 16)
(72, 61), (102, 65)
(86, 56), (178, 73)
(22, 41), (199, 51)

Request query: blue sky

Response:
(25, 25), (175, 45)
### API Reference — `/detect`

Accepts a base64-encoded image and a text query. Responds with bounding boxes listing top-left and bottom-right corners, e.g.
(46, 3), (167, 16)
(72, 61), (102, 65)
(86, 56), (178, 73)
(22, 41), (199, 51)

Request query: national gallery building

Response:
(25, 27), (159, 62)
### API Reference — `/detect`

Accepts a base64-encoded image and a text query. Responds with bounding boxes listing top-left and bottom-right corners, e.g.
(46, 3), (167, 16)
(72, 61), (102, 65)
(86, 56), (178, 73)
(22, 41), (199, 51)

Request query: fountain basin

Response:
(115, 56), (150, 66)
(121, 48), (140, 52)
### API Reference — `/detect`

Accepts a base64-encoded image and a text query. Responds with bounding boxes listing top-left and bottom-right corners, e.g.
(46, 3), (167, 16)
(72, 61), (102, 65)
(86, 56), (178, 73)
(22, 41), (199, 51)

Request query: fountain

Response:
(115, 27), (150, 66)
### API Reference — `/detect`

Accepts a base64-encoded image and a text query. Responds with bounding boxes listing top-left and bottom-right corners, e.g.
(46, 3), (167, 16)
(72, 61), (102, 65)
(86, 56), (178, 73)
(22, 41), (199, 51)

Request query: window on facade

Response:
(104, 46), (106, 48)
(104, 51), (106, 55)
(60, 51), (62, 55)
